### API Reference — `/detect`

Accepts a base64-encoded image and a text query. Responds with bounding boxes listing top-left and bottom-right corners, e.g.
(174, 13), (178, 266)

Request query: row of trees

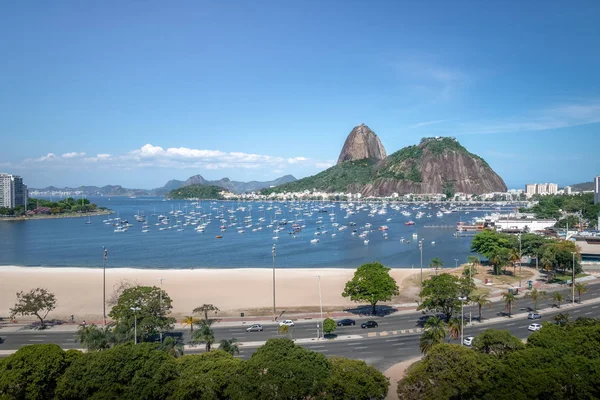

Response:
(0, 197), (99, 216)
(524, 192), (600, 228)
(398, 318), (600, 399)
(0, 339), (389, 400)
(471, 229), (582, 277)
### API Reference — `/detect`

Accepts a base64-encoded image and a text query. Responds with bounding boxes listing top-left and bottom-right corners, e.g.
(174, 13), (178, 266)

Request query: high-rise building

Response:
(525, 184), (537, 196)
(547, 183), (558, 194)
(536, 183), (548, 195)
(564, 186), (572, 195)
(0, 173), (28, 208)
(595, 176), (600, 205)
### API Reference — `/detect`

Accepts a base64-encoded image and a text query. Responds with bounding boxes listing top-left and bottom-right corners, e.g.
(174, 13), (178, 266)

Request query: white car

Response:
(279, 319), (295, 327)
(463, 336), (474, 346)
(528, 323), (542, 331)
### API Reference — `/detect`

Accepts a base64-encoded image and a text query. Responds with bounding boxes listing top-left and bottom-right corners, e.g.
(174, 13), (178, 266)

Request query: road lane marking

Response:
(391, 343), (405, 346)
(308, 345), (326, 348)
(573, 309), (582, 313)
(385, 339), (397, 342)
(592, 306), (599, 309)
(506, 323), (516, 326)
(585, 312), (592, 315)
(360, 351), (374, 354)
(29, 339), (44, 342)
(354, 346), (368, 350)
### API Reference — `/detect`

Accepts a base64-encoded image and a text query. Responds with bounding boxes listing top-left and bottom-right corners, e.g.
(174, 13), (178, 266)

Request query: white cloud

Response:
(409, 119), (457, 129)
(18, 144), (330, 174)
(457, 102), (600, 135)
(61, 152), (86, 159)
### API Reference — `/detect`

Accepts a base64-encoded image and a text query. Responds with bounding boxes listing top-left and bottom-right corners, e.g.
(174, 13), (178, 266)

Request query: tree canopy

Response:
(418, 273), (461, 320)
(342, 262), (399, 315)
(10, 288), (57, 328)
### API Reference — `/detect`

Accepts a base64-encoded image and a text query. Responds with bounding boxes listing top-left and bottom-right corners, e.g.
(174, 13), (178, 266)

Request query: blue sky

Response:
(1, 1), (599, 189)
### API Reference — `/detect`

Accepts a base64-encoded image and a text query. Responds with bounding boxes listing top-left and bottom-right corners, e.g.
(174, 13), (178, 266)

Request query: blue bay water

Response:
(0, 197), (508, 269)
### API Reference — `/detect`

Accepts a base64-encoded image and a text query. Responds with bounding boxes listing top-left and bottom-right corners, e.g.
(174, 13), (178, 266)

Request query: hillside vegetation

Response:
(166, 184), (225, 200)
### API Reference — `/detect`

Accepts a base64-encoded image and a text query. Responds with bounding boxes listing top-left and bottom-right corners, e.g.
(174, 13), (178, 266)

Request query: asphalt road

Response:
(2, 282), (599, 372)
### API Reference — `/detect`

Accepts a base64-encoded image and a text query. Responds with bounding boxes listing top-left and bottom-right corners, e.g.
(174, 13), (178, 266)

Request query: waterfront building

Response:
(0, 173), (28, 208)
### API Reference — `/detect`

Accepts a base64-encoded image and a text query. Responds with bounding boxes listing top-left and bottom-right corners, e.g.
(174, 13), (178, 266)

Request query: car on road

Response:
(361, 320), (378, 329)
(246, 324), (263, 332)
(527, 313), (542, 320)
(0, 337), (3, 344)
(337, 319), (356, 326)
(528, 323), (542, 331)
(463, 336), (474, 346)
(279, 320), (295, 327)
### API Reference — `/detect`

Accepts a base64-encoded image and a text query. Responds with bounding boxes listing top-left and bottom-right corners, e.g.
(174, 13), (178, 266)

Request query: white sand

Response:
(0, 266), (420, 321)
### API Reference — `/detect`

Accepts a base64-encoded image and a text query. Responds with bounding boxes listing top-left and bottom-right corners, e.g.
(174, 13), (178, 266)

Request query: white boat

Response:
(364, 239), (369, 245)
(412, 233), (418, 239)
(114, 227), (127, 233)
(310, 239), (319, 244)
(142, 229), (149, 233)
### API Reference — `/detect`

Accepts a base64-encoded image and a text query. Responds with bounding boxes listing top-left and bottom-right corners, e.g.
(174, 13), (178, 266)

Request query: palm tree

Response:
(471, 293), (492, 322)
(529, 288), (546, 312)
(502, 292), (517, 317)
(429, 257), (444, 275)
(277, 324), (290, 338)
(219, 338), (240, 355)
(193, 303), (220, 324)
(182, 316), (199, 334)
(489, 252), (502, 276)
(509, 248), (520, 277)
(552, 291), (564, 308)
(193, 322), (215, 352)
(575, 282), (588, 303)
(553, 313), (571, 326)
(160, 336), (184, 358)
(420, 316), (447, 354)
(447, 318), (462, 341)
(76, 324), (113, 351)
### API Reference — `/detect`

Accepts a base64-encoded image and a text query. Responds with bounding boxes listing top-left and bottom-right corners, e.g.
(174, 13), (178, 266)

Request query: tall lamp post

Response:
(572, 252), (576, 306)
(103, 247), (108, 326)
(454, 258), (459, 269)
(130, 306), (141, 344)
(272, 245), (276, 317)
(458, 296), (467, 345)
(316, 275), (323, 339)
(157, 278), (166, 343)
(518, 234), (522, 288)
(419, 240), (423, 285)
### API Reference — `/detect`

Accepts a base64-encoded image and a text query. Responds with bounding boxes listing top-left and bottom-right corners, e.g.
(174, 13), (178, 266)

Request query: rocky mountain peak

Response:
(337, 124), (387, 165)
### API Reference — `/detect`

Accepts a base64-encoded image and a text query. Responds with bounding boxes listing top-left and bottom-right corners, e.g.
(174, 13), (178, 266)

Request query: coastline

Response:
(0, 209), (113, 222)
(0, 265), (426, 321)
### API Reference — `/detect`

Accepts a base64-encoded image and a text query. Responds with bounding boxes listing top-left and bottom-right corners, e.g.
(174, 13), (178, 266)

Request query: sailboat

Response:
(85, 215), (92, 225)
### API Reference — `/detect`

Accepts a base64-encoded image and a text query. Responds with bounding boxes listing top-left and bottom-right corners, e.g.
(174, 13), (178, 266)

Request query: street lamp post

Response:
(458, 296), (467, 345)
(419, 240), (423, 285)
(103, 247), (107, 326)
(572, 252), (576, 306)
(454, 258), (459, 269)
(157, 278), (166, 343)
(272, 245), (276, 317)
(316, 275), (323, 339)
(518, 234), (522, 288)
(130, 306), (141, 344)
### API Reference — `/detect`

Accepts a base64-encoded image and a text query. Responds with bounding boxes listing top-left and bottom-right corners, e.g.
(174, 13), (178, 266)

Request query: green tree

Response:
(553, 313), (570, 326)
(173, 351), (243, 399)
(575, 282), (589, 303)
(447, 317), (462, 341)
(429, 257), (444, 275)
(193, 303), (220, 324)
(552, 291), (564, 308)
(277, 324), (291, 338)
(182, 315), (199, 334)
(529, 288), (547, 312)
(218, 338), (240, 355)
(0, 344), (80, 400)
(419, 316), (447, 354)
(55, 343), (178, 399)
(76, 324), (113, 351)
(108, 285), (175, 343)
(322, 317), (337, 337)
(342, 262), (399, 315)
(418, 273), (460, 321)
(509, 247), (520, 277)
(502, 291), (517, 317)
(10, 288), (57, 329)
(193, 322), (215, 352)
(470, 229), (515, 259)
(471, 293), (492, 322)
(397, 344), (491, 399)
(459, 274), (476, 299)
(323, 357), (389, 400)
(160, 336), (184, 358)
(489, 247), (511, 275)
(235, 338), (331, 399)
(471, 329), (524, 357)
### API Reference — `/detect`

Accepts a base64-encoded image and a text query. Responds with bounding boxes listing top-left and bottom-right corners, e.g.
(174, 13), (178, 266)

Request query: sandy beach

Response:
(0, 266), (423, 321)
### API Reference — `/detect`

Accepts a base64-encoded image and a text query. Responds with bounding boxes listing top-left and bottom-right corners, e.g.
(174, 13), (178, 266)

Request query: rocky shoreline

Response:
(0, 209), (113, 222)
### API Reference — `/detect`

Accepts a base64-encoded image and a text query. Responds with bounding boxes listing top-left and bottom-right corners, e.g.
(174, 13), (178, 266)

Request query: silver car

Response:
(246, 324), (263, 332)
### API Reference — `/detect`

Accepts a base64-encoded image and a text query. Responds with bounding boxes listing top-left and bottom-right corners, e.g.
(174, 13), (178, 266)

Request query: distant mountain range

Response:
(31, 174), (296, 196)
(568, 181), (594, 191)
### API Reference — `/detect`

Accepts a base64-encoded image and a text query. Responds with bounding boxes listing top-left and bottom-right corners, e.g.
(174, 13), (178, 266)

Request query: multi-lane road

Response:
(2, 282), (600, 371)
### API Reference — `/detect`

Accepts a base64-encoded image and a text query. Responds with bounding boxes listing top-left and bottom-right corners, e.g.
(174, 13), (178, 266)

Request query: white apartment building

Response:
(595, 176), (600, 205)
(525, 183), (558, 196)
(0, 173), (28, 208)
(564, 186), (572, 195)
(525, 184), (537, 196)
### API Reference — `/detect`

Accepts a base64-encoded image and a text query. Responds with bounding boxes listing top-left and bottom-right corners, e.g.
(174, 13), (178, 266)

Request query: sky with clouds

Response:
(1, 1), (599, 189)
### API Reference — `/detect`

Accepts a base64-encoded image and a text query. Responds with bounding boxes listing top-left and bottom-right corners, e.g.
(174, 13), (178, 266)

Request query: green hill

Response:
(166, 184), (225, 200)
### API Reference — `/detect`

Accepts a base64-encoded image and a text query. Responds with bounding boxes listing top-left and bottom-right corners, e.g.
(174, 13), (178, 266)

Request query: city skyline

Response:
(1, 1), (600, 188)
